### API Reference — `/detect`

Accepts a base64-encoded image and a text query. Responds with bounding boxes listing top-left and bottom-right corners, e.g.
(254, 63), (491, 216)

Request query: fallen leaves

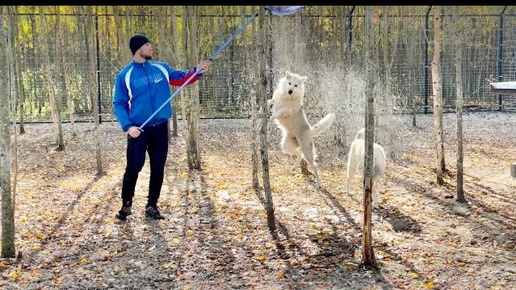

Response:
(0, 116), (514, 289)
(8, 269), (21, 279)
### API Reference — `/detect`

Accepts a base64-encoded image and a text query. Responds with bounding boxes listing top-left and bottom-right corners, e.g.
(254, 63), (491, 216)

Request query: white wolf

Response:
(346, 128), (386, 204)
(267, 70), (335, 189)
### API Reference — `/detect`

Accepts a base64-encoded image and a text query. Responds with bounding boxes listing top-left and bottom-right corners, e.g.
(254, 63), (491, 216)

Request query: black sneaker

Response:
(145, 205), (165, 220)
(116, 203), (132, 221)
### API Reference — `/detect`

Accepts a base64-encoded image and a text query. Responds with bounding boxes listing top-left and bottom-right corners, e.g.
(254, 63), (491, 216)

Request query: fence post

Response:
(497, 6), (507, 112)
(95, 13), (102, 124)
(423, 6), (432, 114)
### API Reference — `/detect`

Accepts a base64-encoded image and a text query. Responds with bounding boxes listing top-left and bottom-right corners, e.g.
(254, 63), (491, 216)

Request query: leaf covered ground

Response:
(0, 111), (515, 289)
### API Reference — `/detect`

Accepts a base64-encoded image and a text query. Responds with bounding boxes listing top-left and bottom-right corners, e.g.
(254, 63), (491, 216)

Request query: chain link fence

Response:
(11, 6), (516, 123)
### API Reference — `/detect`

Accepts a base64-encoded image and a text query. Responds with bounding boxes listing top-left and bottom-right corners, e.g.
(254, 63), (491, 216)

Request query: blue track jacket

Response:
(113, 60), (201, 131)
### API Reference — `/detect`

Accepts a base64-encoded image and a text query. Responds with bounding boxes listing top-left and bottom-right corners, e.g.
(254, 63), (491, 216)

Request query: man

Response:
(113, 34), (211, 220)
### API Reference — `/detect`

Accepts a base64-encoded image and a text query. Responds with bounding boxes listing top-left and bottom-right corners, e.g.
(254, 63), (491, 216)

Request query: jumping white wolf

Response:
(268, 70), (336, 189)
(346, 128), (386, 204)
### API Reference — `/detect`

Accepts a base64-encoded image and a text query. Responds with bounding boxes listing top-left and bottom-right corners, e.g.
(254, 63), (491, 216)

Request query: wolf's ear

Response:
(285, 70), (292, 78)
(300, 76), (308, 83)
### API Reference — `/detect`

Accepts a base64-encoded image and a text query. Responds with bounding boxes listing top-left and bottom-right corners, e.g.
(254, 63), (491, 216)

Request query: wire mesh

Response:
(10, 6), (516, 124)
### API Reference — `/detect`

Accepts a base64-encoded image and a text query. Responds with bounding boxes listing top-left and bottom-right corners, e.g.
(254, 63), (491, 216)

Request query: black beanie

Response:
(129, 34), (150, 55)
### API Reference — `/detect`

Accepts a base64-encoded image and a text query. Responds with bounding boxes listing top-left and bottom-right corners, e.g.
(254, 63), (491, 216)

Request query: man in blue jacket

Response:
(113, 34), (211, 220)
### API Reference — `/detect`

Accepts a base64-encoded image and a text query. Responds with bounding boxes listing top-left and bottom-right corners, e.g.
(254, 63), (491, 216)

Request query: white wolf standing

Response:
(267, 70), (335, 189)
(346, 128), (386, 204)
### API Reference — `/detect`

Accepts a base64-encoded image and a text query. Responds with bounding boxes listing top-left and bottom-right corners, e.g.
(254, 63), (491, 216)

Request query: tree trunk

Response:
(182, 6), (201, 170)
(453, 7), (466, 203)
(361, 5), (377, 270)
(333, 6), (346, 60)
(12, 7), (25, 134)
(345, 7), (355, 68)
(170, 6), (181, 138)
(249, 8), (260, 190)
(258, 7), (275, 231)
(57, 7), (74, 126)
(155, 7), (173, 138)
(29, 11), (41, 116)
(407, 10), (418, 128)
(7, 6), (19, 220)
(251, 92), (261, 190)
(75, 7), (91, 112)
(40, 7), (65, 151)
(1, 5), (16, 258)
(90, 8), (103, 175)
(113, 7), (126, 60)
(431, 6), (445, 185)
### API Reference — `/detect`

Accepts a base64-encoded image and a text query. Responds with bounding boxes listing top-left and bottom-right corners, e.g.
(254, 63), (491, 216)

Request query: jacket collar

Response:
(131, 59), (150, 66)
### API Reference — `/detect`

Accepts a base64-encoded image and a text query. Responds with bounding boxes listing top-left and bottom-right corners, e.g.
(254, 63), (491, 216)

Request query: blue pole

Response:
(138, 12), (259, 131)
(208, 12), (259, 62)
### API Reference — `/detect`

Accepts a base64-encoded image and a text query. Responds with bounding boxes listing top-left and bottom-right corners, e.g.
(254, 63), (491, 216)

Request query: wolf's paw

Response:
(314, 180), (321, 190)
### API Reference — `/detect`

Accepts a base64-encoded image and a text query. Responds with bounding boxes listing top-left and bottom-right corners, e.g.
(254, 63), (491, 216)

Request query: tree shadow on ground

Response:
(375, 205), (422, 233)
(19, 174), (112, 263)
(388, 165), (516, 245)
(316, 187), (401, 289)
(167, 169), (238, 287)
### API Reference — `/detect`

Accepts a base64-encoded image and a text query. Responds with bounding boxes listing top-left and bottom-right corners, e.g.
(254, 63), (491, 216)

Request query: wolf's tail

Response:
(312, 113), (336, 137)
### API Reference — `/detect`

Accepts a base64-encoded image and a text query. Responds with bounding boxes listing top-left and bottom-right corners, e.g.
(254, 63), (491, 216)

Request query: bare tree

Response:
(1, 5), (16, 258)
(405, 6), (422, 127)
(39, 7), (65, 151)
(333, 6), (347, 60)
(452, 7), (466, 203)
(258, 7), (275, 231)
(345, 6), (356, 68)
(361, 5), (377, 270)
(113, 6), (126, 61)
(11, 7), (25, 134)
(75, 6), (92, 113)
(170, 6), (182, 138)
(182, 6), (202, 170)
(249, 8), (261, 190)
(90, 7), (103, 175)
(153, 6), (179, 140)
(431, 6), (445, 185)
(56, 7), (74, 126)
(8, 6), (19, 238)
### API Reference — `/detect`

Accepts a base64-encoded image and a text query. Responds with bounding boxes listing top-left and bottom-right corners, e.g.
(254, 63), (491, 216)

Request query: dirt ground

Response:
(0, 111), (515, 290)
